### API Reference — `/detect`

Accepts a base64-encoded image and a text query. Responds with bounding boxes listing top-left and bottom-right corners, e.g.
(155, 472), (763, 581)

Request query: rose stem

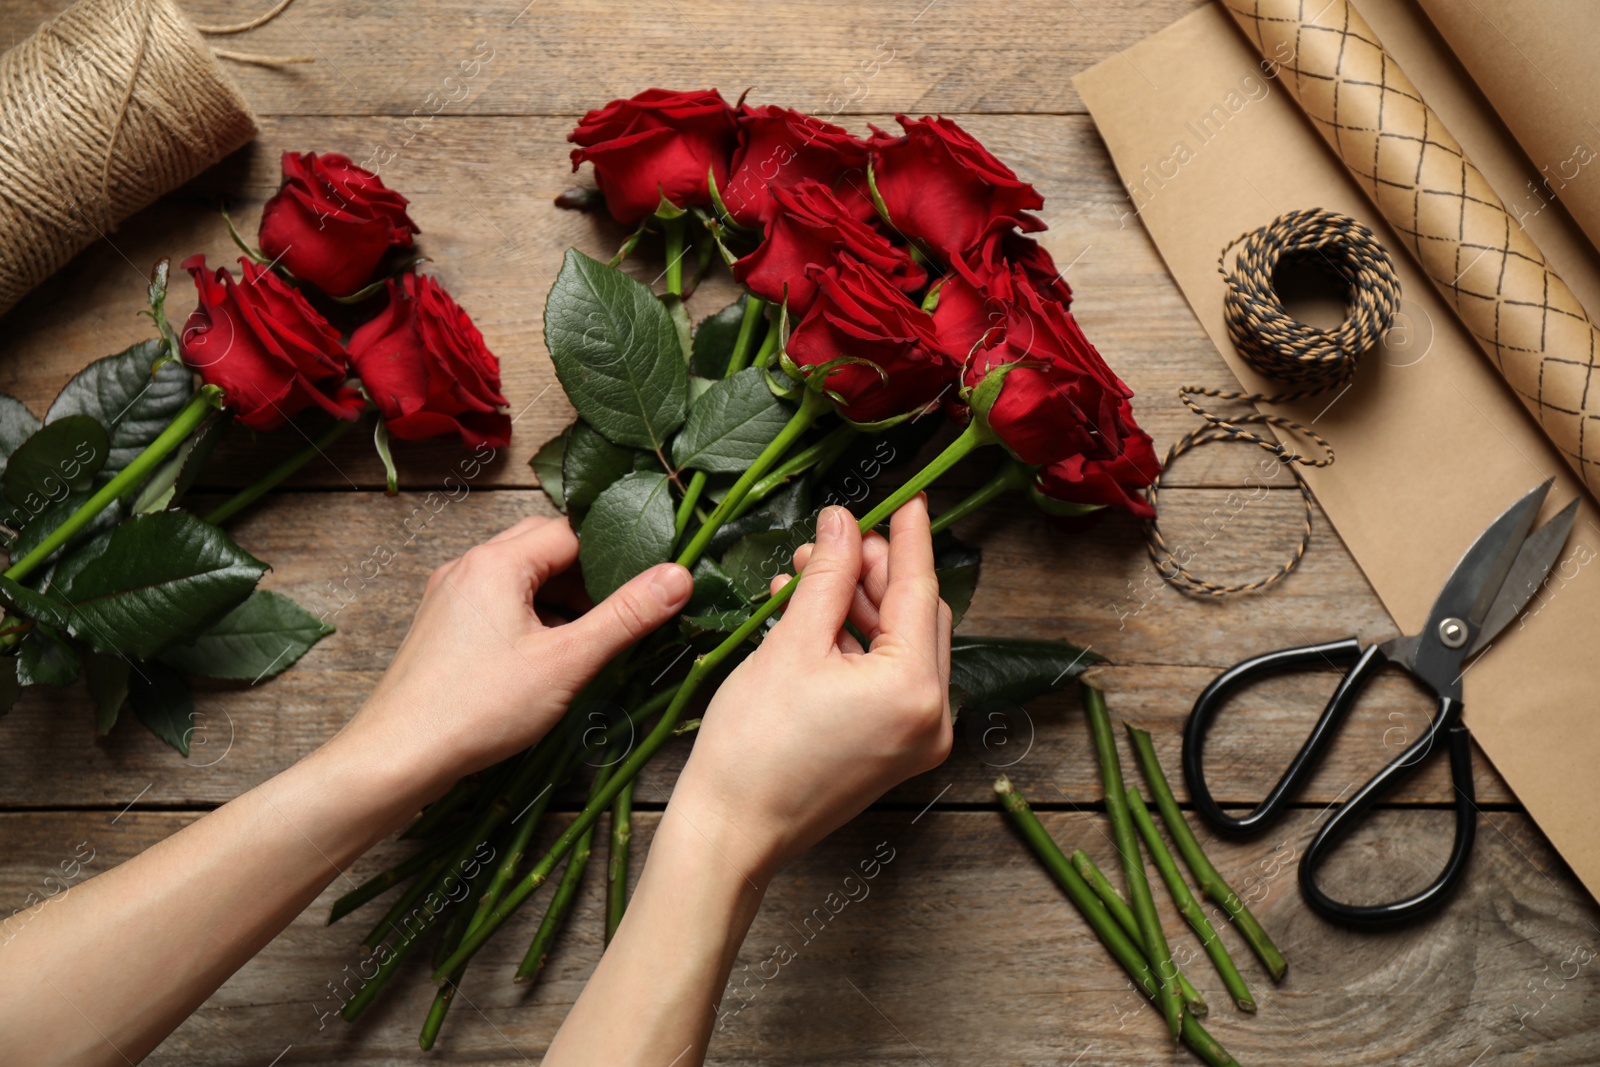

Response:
(202, 415), (357, 526)
(4, 386), (224, 583)
(729, 422), (860, 521)
(328, 833), (456, 925)
(927, 458), (1031, 535)
(1125, 788), (1255, 1012)
(420, 752), (574, 1049)
(432, 419), (994, 981)
(1083, 681), (1183, 1041)
(723, 296), (768, 376)
(1125, 724), (1287, 982)
(401, 773), (485, 840)
(1069, 849), (1208, 1018)
(516, 760), (615, 984)
(605, 778), (634, 943)
(675, 386), (830, 568)
(994, 777), (1238, 1067)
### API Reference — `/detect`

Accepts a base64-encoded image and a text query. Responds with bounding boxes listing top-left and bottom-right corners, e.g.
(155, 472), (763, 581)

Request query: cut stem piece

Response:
(606, 778), (634, 943)
(1071, 849), (1208, 1018)
(1083, 681), (1182, 1040)
(995, 777), (1238, 1067)
(1126, 789), (1255, 1012)
(1126, 724), (1287, 982)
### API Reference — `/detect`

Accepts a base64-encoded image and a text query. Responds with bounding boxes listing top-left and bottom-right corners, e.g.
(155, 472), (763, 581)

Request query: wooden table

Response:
(2, 1), (1596, 1062)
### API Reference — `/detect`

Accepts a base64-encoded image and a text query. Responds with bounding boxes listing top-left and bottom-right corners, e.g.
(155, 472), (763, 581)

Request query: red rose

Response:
(258, 151), (419, 298)
(722, 105), (871, 226)
(179, 255), (362, 431)
(733, 179), (926, 317)
(568, 88), (738, 225)
(959, 229), (1073, 308)
(962, 270), (1158, 515)
(347, 274), (512, 448)
(786, 258), (958, 423)
(870, 115), (1044, 262)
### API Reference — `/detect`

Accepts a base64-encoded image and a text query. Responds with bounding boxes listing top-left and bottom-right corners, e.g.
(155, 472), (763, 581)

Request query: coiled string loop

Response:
(1146, 208), (1402, 597)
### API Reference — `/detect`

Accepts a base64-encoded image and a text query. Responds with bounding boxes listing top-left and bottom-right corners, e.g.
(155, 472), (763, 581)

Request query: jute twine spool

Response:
(0, 0), (303, 317)
(1145, 208), (1402, 597)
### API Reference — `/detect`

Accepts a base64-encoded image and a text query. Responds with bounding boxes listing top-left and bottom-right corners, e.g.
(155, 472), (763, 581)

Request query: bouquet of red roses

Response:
(326, 88), (1169, 1050)
(0, 151), (511, 751)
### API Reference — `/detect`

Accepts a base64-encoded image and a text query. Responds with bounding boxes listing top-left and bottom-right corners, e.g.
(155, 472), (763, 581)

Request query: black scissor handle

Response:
(1300, 703), (1475, 926)
(1183, 637), (1383, 836)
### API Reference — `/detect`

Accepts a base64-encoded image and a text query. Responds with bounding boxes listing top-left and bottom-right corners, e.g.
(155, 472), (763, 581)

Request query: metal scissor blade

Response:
(1465, 497), (1579, 657)
(1407, 480), (1553, 687)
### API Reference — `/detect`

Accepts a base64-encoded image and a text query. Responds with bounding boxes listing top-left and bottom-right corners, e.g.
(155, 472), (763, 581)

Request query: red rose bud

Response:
(870, 115), (1045, 263)
(722, 105), (871, 226)
(734, 179), (926, 317)
(568, 88), (738, 225)
(961, 270), (1158, 515)
(258, 151), (420, 298)
(179, 255), (363, 431)
(786, 257), (958, 424)
(347, 274), (512, 449)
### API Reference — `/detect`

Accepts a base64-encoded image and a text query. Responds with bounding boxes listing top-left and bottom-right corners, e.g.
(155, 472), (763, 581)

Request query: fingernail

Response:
(649, 563), (692, 605)
(819, 506), (845, 543)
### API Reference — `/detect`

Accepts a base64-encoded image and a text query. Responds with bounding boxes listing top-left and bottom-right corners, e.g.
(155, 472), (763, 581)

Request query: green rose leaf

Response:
(948, 637), (1104, 714)
(9, 487), (120, 560)
(131, 414), (224, 515)
(563, 421), (642, 522)
(129, 661), (195, 756)
(529, 427), (571, 512)
(690, 296), (749, 378)
(670, 367), (792, 474)
(16, 627), (78, 687)
(46, 338), (194, 478)
(0, 394), (42, 479)
(680, 557), (750, 634)
(0, 655), (20, 716)
(2, 416), (109, 509)
(721, 526), (809, 602)
(544, 249), (687, 452)
(158, 589), (333, 681)
(577, 470), (675, 602)
(84, 652), (130, 734)
(935, 534), (981, 629)
(0, 512), (267, 659)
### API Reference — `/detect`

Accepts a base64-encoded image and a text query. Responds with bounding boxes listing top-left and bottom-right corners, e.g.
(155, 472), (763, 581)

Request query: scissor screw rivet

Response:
(1438, 617), (1468, 649)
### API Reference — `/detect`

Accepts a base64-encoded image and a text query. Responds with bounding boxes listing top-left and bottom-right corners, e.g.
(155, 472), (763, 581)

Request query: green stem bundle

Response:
(1126, 789), (1255, 1012)
(1083, 682), (1182, 1040)
(1070, 849), (1208, 1018)
(1125, 725), (1286, 982)
(517, 760), (615, 983)
(995, 777), (1238, 1067)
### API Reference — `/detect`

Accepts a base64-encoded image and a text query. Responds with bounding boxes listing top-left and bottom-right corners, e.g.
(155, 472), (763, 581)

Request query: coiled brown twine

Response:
(0, 0), (306, 318)
(1145, 207), (1401, 596)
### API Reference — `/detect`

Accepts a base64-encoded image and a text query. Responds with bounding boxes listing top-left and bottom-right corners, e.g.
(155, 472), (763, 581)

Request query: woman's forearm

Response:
(0, 720), (446, 1067)
(542, 801), (768, 1066)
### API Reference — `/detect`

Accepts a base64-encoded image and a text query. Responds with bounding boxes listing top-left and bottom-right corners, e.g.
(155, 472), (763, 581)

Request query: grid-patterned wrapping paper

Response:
(1222, 0), (1600, 498)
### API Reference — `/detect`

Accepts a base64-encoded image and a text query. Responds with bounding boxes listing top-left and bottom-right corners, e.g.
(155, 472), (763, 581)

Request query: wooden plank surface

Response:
(0, 0), (1595, 1063)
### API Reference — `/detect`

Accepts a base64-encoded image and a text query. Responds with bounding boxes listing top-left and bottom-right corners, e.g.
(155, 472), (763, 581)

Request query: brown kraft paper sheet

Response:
(1076, 2), (1600, 904)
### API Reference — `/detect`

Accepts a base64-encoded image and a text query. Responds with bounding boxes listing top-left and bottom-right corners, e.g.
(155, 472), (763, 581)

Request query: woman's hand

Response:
(346, 514), (693, 791)
(671, 496), (954, 883)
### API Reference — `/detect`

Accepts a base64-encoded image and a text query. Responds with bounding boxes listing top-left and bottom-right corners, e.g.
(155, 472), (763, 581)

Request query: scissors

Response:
(1182, 479), (1579, 926)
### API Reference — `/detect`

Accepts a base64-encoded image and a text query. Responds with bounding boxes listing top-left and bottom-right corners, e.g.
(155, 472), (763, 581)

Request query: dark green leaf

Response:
(577, 471), (676, 602)
(707, 478), (812, 557)
(691, 296), (750, 378)
(934, 533), (981, 629)
(131, 413), (224, 514)
(563, 421), (641, 522)
(129, 662), (195, 756)
(0, 394), (42, 478)
(529, 427), (571, 512)
(1, 416), (109, 509)
(9, 487), (119, 560)
(670, 368), (792, 474)
(681, 557), (751, 634)
(17, 627), (78, 687)
(947, 637), (1104, 713)
(46, 338), (194, 478)
(544, 249), (687, 451)
(721, 526), (808, 602)
(0, 656), (20, 716)
(84, 652), (130, 734)
(159, 590), (333, 681)
(2, 512), (267, 659)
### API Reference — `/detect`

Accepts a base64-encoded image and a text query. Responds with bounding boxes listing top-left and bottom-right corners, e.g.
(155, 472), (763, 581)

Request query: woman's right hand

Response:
(669, 496), (954, 884)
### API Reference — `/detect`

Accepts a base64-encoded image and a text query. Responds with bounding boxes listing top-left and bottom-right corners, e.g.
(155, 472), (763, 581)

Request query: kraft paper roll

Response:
(1220, 0), (1600, 500)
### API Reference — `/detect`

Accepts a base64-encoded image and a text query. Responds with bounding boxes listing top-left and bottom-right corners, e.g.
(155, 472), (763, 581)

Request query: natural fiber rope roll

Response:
(1146, 207), (1402, 597)
(0, 0), (259, 317)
